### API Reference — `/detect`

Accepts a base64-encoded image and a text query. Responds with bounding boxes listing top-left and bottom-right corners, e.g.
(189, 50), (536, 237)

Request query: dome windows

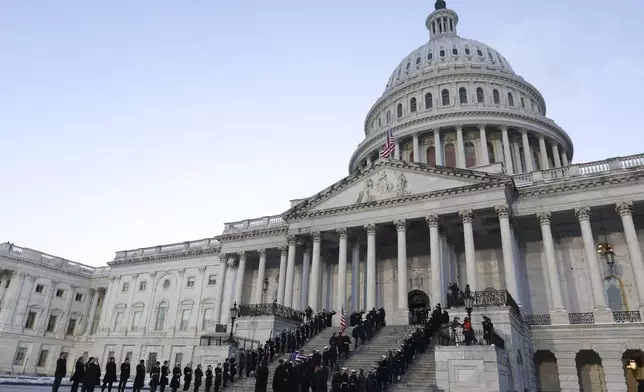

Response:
(439, 49), (446, 57)
(427, 52), (433, 61)
(410, 97), (417, 113)
(465, 47), (471, 56)
(397, 103), (403, 118)
(452, 48), (458, 56)
(459, 87), (468, 104)
(416, 57), (421, 65)
(425, 93), (433, 109)
(477, 48), (483, 57)
(465, 142), (476, 167)
(406, 62), (411, 71)
(441, 89), (450, 106)
(476, 87), (485, 103)
(386, 110), (391, 123)
(488, 50), (495, 62)
(493, 89), (500, 105)
(508, 92), (515, 106)
(520, 97), (525, 108)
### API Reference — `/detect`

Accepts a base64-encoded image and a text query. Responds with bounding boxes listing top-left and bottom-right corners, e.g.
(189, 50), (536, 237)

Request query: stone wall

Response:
(434, 345), (510, 392)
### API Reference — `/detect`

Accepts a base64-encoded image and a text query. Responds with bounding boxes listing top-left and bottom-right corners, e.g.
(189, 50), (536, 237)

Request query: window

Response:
(180, 309), (190, 331)
(452, 48), (458, 55)
(37, 350), (49, 367)
(427, 52), (433, 61)
(415, 57), (421, 65)
(458, 87), (467, 104)
(25, 311), (37, 329)
(410, 98), (417, 113)
(46, 315), (57, 332)
(487, 143), (496, 164)
(75, 293), (83, 302)
(445, 143), (456, 167)
(125, 351), (133, 360)
(439, 49), (445, 57)
(13, 347), (27, 366)
(174, 353), (183, 367)
(378, 117), (382, 127)
(186, 277), (196, 288)
(508, 92), (514, 106)
(4, 279), (10, 288)
(493, 89), (500, 104)
(147, 353), (157, 373)
(112, 312), (123, 332)
(405, 62), (410, 71)
(465, 47), (471, 55)
(163, 279), (171, 289)
(476, 87), (484, 103)
(154, 303), (168, 331)
(35, 284), (44, 294)
(131, 311), (142, 331)
(465, 142), (477, 168)
(488, 50), (494, 61)
(533, 150), (541, 171)
(207, 275), (216, 286)
(425, 93), (433, 109)
(396, 103), (403, 119)
(122, 282), (129, 292)
(66, 319), (77, 336)
(477, 48), (483, 57)
(139, 281), (147, 291)
(426, 146), (436, 167)
(55, 289), (64, 298)
(108, 350), (115, 360)
(520, 97), (525, 108)
(202, 308), (213, 329)
(441, 89), (450, 106)
(386, 110), (391, 123)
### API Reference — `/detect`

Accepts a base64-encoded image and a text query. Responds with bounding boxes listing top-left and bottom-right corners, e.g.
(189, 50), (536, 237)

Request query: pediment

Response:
(285, 160), (509, 218)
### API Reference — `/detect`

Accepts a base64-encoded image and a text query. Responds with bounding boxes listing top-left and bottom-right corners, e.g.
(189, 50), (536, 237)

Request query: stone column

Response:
(394, 142), (400, 160)
(561, 151), (569, 166)
(308, 232), (322, 311)
(97, 276), (119, 332)
(538, 135), (549, 170)
(555, 354), (578, 392)
(394, 220), (409, 324)
(575, 207), (611, 321)
(365, 224), (377, 310)
(351, 241), (360, 313)
(495, 205), (521, 307)
(520, 129), (534, 172)
(0, 271), (23, 328)
(336, 228), (348, 314)
(213, 255), (228, 323)
(284, 237), (298, 308)
(501, 126), (514, 174)
(276, 246), (288, 305)
(427, 215), (443, 306)
(599, 351), (628, 392)
(537, 212), (567, 322)
(433, 129), (443, 165)
(255, 249), (267, 304)
(478, 124), (489, 166)
(616, 201), (644, 314)
(456, 125), (466, 168)
(366, 156), (372, 166)
(122, 274), (138, 333)
(552, 143), (562, 168)
(37, 280), (57, 335)
(13, 273), (35, 328)
(83, 289), (99, 335)
(299, 246), (310, 310)
(58, 285), (77, 335)
(459, 210), (478, 292)
(143, 272), (158, 331)
(233, 252), (247, 306)
(412, 134), (420, 163)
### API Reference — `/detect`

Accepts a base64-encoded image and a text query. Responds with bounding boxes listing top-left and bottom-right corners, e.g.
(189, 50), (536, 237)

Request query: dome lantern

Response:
(426, 1), (459, 40)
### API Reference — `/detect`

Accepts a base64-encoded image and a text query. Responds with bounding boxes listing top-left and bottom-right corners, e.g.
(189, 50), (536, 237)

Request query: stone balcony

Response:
(0, 242), (109, 277)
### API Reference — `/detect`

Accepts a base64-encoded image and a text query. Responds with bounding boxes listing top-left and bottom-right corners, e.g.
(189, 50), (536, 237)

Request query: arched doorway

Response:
(408, 290), (430, 324)
(576, 350), (607, 392)
(622, 349), (644, 392)
(534, 350), (560, 392)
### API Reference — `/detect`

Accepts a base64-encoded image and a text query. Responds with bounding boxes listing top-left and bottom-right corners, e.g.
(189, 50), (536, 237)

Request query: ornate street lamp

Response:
(597, 242), (615, 268)
(225, 302), (239, 344)
(464, 295), (474, 319)
(263, 278), (269, 293)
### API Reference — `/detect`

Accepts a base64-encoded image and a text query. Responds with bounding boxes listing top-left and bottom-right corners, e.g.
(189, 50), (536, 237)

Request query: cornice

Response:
(1, 253), (95, 279)
(516, 172), (644, 199)
(215, 226), (289, 243)
(107, 247), (220, 267)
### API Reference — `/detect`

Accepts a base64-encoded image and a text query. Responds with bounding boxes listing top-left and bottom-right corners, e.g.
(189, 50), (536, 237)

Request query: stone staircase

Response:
(334, 326), (414, 373)
(223, 327), (340, 392)
(389, 346), (439, 392)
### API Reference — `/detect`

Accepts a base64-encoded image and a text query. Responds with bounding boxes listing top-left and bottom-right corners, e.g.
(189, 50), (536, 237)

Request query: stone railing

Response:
(613, 311), (641, 323)
(526, 314), (551, 326)
(199, 334), (262, 349)
(568, 312), (595, 324)
(0, 242), (107, 277)
(513, 153), (644, 188)
(111, 237), (220, 264)
(222, 215), (286, 234)
(238, 303), (305, 323)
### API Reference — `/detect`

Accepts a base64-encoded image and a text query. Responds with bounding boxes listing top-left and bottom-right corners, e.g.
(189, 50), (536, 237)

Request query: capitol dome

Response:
(349, 0), (573, 176)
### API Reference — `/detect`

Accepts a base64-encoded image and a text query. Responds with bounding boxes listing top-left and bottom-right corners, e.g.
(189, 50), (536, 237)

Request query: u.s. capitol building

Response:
(2, 2), (644, 391)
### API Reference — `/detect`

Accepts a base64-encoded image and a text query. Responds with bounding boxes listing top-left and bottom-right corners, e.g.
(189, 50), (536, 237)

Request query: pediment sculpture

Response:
(356, 171), (411, 204)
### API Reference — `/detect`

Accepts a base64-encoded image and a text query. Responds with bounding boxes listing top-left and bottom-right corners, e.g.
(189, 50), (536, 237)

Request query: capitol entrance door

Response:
(408, 290), (430, 324)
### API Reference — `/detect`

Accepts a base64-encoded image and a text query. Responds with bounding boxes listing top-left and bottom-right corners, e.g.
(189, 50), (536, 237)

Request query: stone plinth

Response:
(434, 345), (510, 392)
(193, 344), (235, 366)
(235, 316), (301, 343)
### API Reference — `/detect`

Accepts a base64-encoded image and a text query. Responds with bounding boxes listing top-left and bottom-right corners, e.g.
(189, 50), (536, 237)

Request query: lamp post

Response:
(464, 295), (474, 319)
(262, 278), (269, 303)
(597, 242), (616, 268)
(225, 302), (239, 344)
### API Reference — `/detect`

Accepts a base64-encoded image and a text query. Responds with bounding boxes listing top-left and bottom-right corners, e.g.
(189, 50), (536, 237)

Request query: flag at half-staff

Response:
(379, 129), (395, 159)
(340, 307), (347, 334)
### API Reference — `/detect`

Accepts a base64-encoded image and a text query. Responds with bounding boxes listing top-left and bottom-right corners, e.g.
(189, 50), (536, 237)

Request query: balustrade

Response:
(238, 303), (305, 323)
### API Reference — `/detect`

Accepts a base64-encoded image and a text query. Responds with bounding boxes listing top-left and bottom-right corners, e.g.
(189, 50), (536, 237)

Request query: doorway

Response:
(408, 290), (430, 324)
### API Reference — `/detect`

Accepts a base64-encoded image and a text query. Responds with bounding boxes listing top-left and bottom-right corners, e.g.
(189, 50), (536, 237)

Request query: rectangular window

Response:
(46, 315), (57, 332)
(37, 350), (49, 367)
(202, 308), (213, 330)
(139, 281), (147, 291)
(174, 353), (183, 367)
(154, 307), (167, 331)
(122, 282), (129, 292)
(131, 311), (142, 330)
(13, 347), (27, 366)
(75, 293), (83, 302)
(66, 319), (77, 336)
(125, 351), (133, 360)
(186, 277), (196, 288)
(25, 311), (37, 329)
(4, 280), (10, 288)
(147, 352), (157, 372)
(55, 289), (64, 298)
(207, 275), (216, 286)
(108, 350), (115, 360)
(35, 284), (44, 293)
(113, 312), (123, 332)
(180, 309), (190, 331)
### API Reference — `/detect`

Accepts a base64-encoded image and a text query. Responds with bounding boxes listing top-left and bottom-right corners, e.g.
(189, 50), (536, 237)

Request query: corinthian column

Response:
(459, 210), (478, 292)
(495, 205), (521, 307)
(501, 126), (514, 174)
(478, 125), (489, 166)
(255, 249), (267, 304)
(520, 129), (534, 172)
(394, 219), (409, 311)
(365, 224), (377, 310)
(456, 126), (466, 168)
(283, 236), (298, 308)
(213, 255), (228, 323)
(351, 241), (360, 312)
(308, 232), (322, 311)
(616, 202), (644, 314)
(336, 228), (348, 313)
(536, 212), (566, 317)
(299, 246), (311, 310)
(427, 215), (443, 306)
(276, 246), (288, 305)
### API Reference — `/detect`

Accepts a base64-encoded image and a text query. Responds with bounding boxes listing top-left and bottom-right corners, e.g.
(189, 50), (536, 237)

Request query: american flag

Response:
(339, 308), (347, 334)
(379, 129), (395, 159)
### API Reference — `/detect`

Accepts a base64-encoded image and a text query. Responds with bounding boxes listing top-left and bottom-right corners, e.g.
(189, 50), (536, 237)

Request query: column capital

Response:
(616, 201), (634, 217)
(89, 288), (96, 295)
(459, 210), (474, 223)
(70, 284), (79, 290)
(50, 279), (60, 286)
(278, 246), (288, 256)
(178, 268), (186, 277)
(98, 287), (107, 293)
(336, 227), (348, 239)
(536, 212), (552, 225)
(500, 125), (508, 132)
(426, 214), (439, 228)
(287, 235), (298, 246)
(394, 219), (407, 232)
(364, 223), (376, 236)
(237, 251), (247, 260)
(311, 231), (322, 243)
(537, 133), (545, 140)
(198, 266), (207, 274)
(575, 206), (592, 221)
(520, 128), (528, 135)
(494, 204), (511, 219)
(478, 124), (487, 131)
(455, 125), (463, 132)
(258, 249), (267, 258)
(219, 253), (227, 263)
(432, 128), (440, 133)
(226, 257), (237, 268)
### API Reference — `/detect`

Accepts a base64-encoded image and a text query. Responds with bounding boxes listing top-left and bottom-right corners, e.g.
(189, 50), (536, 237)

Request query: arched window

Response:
(154, 302), (168, 331)
(476, 87), (484, 103)
(487, 142), (496, 163)
(445, 143), (456, 167)
(386, 110), (391, 123)
(403, 143), (413, 162)
(465, 142), (476, 167)
(508, 92), (514, 106)
(459, 87), (468, 104)
(518, 146), (526, 173)
(493, 89), (500, 104)
(533, 149), (541, 171)
(426, 146), (436, 166)
(202, 308), (213, 330)
(520, 97), (525, 108)
(441, 89), (450, 106)
(397, 103), (403, 118)
(378, 118), (382, 127)
(410, 97), (417, 113)
(425, 93), (433, 109)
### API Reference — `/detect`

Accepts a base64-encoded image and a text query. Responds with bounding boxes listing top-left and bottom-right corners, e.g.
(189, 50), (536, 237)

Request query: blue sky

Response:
(1, 0), (643, 266)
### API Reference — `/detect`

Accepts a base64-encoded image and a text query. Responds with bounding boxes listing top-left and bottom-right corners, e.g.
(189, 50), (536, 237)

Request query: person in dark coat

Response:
(255, 360), (269, 392)
(132, 360), (146, 392)
(84, 358), (102, 392)
(151, 361), (161, 392)
(315, 363), (330, 392)
(53, 352), (67, 392)
(161, 361), (170, 392)
(272, 359), (286, 392)
(205, 365), (213, 392)
(117, 358), (130, 392)
(101, 357), (117, 392)
(222, 360), (230, 388)
(170, 364), (182, 392)
(183, 363), (193, 391)
(70, 357), (85, 392)
(81, 357), (94, 392)
(214, 364), (222, 392)
(193, 364), (203, 392)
